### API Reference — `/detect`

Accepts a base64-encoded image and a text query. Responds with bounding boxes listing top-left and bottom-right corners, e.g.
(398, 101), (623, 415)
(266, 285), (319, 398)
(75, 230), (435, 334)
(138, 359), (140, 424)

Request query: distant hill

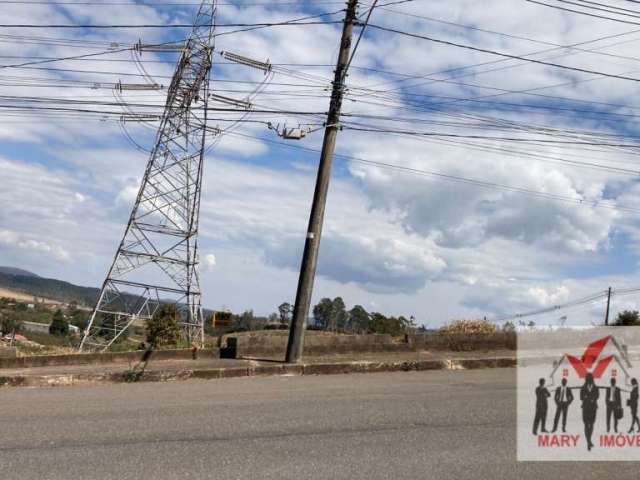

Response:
(0, 266), (40, 278)
(0, 268), (214, 315)
(0, 271), (99, 306)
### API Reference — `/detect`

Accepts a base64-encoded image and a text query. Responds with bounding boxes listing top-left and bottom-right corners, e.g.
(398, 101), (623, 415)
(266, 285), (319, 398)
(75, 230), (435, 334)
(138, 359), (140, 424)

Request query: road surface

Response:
(1, 369), (639, 479)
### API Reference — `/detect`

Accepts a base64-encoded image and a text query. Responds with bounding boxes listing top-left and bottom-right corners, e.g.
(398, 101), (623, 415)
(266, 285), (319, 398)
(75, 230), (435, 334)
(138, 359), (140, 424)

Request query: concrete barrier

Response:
(406, 332), (516, 351)
(222, 331), (516, 359)
(0, 346), (17, 359)
(0, 332), (516, 367)
(0, 347), (219, 369)
(0, 355), (518, 388)
(223, 332), (406, 359)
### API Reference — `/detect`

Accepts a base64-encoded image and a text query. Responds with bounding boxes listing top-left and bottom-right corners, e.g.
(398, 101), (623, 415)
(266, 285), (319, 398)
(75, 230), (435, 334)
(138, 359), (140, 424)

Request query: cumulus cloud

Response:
(2, 0), (640, 323)
(197, 157), (446, 293)
(0, 229), (70, 262)
(264, 233), (446, 294)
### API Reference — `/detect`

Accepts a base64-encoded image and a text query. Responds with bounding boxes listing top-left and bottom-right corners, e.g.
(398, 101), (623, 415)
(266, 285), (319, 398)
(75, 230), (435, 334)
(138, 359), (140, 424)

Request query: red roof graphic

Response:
(565, 335), (621, 379)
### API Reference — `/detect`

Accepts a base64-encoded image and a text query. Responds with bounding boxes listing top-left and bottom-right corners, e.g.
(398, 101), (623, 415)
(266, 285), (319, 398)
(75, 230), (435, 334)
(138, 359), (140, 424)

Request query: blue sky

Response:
(2, 0), (640, 326)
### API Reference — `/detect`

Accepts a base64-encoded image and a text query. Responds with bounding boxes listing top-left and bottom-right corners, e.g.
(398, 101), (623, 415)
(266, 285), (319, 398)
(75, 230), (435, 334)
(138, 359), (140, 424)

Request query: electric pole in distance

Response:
(604, 286), (612, 326)
(285, 0), (359, 363)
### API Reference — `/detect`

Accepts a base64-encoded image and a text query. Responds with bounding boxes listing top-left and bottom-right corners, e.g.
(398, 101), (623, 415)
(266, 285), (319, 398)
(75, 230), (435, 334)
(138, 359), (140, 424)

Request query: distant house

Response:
(20, 321), (80, 336)
(20, 321), (50, 334)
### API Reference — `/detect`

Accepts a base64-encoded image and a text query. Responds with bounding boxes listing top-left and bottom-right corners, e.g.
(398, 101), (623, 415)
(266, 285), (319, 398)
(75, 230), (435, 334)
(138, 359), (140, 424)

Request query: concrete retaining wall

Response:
(406, 332), (516, 351)
(1, 332), (517, 367)
(0, 355), (518, 388)
(222, 331), (516, 359)
(0, 347), (219, 369)
(0, 346), (17, 359)
(223, 332), (405, 359)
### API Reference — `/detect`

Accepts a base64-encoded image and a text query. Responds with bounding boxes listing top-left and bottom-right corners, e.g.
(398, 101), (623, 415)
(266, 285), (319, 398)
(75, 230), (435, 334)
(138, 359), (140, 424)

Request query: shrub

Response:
(0, 312), (23, 336)
(146, 304), (182, 347)
(440, 319), (497, 335)
(98, 313), (129, 342)
(49, 309), (70, 336)
(613, 310), (640, 326)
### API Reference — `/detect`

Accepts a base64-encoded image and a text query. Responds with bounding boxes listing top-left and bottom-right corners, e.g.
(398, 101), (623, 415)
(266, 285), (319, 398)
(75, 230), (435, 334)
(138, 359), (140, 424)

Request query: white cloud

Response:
(3, 0), (640, 325)
(0, 229), (70, 261)
(203, 253), (217, 272)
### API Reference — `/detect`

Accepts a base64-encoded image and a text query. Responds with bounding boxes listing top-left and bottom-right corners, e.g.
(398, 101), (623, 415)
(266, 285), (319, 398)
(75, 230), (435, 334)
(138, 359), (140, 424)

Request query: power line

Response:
(495, 290), (608, 322)
(364, 23), (640, 83)
(379, 2), (640, 56)
(0, 0), (343, 4)
(0, 20), (343, 28)
(341, 125), (640, 148)
(343, 0), (378, 77)
(526, 0), (640, 25)
(496, 285), (640, 322)
(219, 130), (640, 214)
(552, 0), (640, 18)
(365, 7), (640, 92)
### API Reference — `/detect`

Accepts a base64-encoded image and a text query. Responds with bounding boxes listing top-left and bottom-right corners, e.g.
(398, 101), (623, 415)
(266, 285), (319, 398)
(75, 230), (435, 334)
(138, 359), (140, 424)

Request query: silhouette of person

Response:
(533, 378), (551, 435)
(606, 377), (622, 433)
(552, 378), (574, 433)
(628, 378), (640, 433)
(581, 373), (599, 451)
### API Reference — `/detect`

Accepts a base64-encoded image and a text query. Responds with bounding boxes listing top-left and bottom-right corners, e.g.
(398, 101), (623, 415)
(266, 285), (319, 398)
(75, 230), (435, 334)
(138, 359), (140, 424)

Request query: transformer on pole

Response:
(80, 0), (218, 351)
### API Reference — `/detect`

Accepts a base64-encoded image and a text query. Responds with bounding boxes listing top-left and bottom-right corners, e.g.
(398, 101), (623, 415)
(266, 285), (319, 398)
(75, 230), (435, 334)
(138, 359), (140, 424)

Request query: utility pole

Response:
(285, 0), (359, 363)
(604, 286), (612, 326)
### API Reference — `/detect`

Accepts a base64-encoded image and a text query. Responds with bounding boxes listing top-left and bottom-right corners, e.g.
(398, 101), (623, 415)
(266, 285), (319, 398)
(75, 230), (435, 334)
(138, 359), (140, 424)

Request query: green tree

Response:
(368, 313), (407, 336)
(398, 315), (414, 332)
(369, 312), (389, 334)
(348, 305), (370, 333)
(235, 310), (258, 331)
(614, 310), (640, 326)
(0, 311), (23, 336)
(313, 298), (333, 330)
(330, 297), (347, 332)
(502, 321), (516, 332)
(146, 304), (182, 347)
(67, 300), (79, 314)
(98, 314), (129, 342)
(69, 310), (89, 331)
(278, 302), (292, 326)
(49, 308), (70, 336)
(66, 301), (89, 331)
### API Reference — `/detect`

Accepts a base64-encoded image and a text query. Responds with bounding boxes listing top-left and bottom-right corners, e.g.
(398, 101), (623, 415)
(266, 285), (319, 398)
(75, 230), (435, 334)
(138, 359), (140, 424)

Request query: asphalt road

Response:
(1, 369), (639, 479)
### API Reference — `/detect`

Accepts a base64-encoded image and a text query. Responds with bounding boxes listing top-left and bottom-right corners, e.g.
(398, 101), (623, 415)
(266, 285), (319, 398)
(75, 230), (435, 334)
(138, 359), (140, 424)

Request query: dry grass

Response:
(0, 287), (62, 305)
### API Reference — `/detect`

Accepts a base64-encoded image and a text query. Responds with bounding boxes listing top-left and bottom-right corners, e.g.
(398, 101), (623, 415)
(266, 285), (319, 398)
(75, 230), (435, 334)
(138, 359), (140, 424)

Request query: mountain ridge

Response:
(0, 267), (214, 315)
(0, 269), (99, 306)
(0, 266), (40, 278)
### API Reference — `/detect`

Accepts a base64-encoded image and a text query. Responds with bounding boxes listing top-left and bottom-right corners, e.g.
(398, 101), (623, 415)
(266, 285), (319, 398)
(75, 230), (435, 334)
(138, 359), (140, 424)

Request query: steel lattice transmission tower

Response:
(80, 0), (217, 351)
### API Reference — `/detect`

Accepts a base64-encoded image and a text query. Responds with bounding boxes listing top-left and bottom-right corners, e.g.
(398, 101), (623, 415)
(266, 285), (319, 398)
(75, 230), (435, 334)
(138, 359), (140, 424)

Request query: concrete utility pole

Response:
(285, 0), (359, 363)
(604, 286), (612, 326)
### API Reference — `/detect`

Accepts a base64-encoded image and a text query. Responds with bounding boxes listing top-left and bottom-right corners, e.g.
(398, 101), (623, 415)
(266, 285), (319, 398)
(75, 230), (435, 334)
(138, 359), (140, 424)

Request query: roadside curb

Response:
(0, 356), (516, 388)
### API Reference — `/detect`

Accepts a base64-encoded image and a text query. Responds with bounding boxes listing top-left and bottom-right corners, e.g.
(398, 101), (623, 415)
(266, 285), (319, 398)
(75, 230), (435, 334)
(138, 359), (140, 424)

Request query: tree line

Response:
(211, 297), (418, 337)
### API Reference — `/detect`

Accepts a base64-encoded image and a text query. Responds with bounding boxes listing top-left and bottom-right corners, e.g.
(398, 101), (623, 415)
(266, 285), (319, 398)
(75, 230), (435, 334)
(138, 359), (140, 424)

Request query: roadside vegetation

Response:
(208, 297), (421, 338)
(0, 297), (90, 354)
(17, 295), (635, 358)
